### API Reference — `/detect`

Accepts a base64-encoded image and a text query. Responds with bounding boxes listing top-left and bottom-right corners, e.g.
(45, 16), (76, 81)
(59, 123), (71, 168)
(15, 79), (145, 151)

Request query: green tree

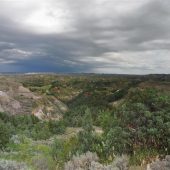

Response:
(48, 120), (66, 134)
(104, 127), (130, 156)
(0, 121), (12, 150)
(77, 108), (94, 153)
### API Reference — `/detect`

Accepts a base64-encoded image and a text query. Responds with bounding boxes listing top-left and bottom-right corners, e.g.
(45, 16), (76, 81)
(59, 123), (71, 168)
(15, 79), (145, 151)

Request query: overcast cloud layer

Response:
(0, 0), (170, 74)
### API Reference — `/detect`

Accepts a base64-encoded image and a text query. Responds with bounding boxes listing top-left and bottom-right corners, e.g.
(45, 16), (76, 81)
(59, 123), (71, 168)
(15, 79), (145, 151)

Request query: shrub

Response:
(98, 111), (119, 133)
(129, 148), (159, 165)
(77, 108), (95, 153)
(11, 114), (39, 130)
(115, 88), (170, 154)
(31, 122), (51, 140)
(0, 121), (12, 150)
(31, 156), (49, 170)
(51, 137), (79, 168)
(0, 159), (29, 170)
(104, 127), (131, 156)
(0, 112), (10, 122)
(64, 152), (129, 170)
(63, 105), (90, 127)
(51, 138), (70, 168)
(149, 155), (170, 170)
(48, 120), (66, 135)
(64, 152), (99, 170)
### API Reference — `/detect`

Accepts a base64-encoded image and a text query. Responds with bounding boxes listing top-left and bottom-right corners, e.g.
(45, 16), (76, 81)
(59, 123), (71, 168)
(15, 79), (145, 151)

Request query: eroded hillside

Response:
(0, 76), (68, 119)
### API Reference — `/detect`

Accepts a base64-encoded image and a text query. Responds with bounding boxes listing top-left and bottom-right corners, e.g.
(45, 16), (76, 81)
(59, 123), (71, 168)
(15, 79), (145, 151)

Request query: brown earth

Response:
(0, 76), (68, 119)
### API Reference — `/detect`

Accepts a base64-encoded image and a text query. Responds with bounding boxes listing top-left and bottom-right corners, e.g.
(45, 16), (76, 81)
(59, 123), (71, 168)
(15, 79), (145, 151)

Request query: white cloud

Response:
(0, 0), (75, 33)
(0, 48), (33, 64)
(0, 58), (15, 64)
(23, 1), (75, 34)
(77, 50), (170, 74)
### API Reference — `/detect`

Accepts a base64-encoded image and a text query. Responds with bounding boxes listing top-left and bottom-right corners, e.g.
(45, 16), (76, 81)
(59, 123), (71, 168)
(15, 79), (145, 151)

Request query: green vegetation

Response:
(0, 112), (66, 142)
(0, 74), (170, 169)
(0, 120), (13, 150)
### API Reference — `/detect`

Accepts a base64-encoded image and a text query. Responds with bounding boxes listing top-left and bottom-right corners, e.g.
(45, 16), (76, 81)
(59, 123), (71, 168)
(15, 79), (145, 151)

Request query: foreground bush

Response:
(0, 159), (29, 170)
(148, 155), (170, 170)
(0, 112), (66, 141)
(64, 152), (128, 170)
(102, 88), (170, 156)
(31, 156), (49, 170)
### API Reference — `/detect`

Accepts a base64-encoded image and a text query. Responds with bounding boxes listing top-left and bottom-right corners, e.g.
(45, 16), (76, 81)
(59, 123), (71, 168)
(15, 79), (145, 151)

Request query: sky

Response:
(0, 0), (170, 74)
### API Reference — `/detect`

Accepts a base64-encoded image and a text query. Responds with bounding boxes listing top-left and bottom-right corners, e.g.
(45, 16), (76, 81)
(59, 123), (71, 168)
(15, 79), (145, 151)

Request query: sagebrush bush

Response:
(31, 156), (49, 170)
(0, 159), (29, 170)
(10, 135), (21, 144)
(148, 155), (170, 170)
(64, 152), (129, 170)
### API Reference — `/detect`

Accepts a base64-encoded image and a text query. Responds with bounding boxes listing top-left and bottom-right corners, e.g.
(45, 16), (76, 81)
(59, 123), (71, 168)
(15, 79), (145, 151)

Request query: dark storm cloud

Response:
(122, 1), (170, 46)
(0, 0), (170, 73)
